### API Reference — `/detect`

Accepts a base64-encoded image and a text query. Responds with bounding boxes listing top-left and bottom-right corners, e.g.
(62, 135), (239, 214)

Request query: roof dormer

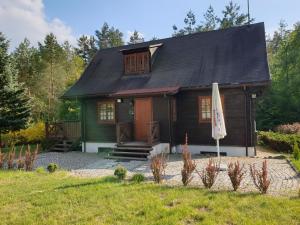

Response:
(120, 43), (163, 75)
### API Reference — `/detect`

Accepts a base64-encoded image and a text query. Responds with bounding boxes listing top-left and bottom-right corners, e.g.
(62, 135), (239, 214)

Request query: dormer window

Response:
(124, 51), (150, 75)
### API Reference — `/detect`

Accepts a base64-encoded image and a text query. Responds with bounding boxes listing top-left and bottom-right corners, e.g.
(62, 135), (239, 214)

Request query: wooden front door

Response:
(134, 98), (153, 141)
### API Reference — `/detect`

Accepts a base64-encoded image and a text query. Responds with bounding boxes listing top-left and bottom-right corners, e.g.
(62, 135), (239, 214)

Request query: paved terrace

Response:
(35, 148), (300, 196)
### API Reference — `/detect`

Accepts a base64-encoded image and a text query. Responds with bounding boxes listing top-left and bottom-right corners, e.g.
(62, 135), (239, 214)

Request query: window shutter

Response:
(130, 54), (136, 73)
(124, 55), (131, 74)
(144, 52), (149, 72)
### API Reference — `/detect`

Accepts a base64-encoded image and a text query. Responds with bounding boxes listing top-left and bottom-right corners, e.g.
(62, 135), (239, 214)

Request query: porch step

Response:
(110, 151), (150, 156)
(107, 144), (153, 161)
(50, 140), (73, 152)
(105, 155), (148, 161)
(114, 146), (152, 152)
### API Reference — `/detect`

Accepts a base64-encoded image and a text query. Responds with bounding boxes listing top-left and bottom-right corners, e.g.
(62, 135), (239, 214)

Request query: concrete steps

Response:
(107, 143), (153, 160)
(50, 140), (73, 152)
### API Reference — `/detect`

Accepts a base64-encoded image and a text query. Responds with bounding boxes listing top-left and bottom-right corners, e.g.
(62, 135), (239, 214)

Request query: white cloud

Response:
(0, 0), (76, 50)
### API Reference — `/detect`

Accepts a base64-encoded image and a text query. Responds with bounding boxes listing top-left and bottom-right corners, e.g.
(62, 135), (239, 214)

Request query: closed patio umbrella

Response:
(212, 83), (227, 161)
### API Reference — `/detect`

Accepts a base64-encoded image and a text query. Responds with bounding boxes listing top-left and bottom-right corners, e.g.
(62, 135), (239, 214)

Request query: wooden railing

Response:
(45, 121), (81, 140)
(116, 122), (133, 144)
(147, 121), (160, 145)
(116, 121), (160, 145)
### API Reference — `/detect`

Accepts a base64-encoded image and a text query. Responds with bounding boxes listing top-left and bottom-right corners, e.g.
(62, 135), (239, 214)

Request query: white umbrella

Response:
(212, 83), (227, 161)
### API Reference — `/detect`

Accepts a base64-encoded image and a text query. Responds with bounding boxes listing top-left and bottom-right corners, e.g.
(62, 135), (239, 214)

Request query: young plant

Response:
(0, 149), (6, 169)
(293, 142), (300, 160)
(150, 154), (167, 183)
(7, 148), (16, 169)
(47, 163), (58, 173)
(196, 159), (219, 189)
(131, 173), (145, 183)
(114, 166), (127, 180)
(249, 160), (271, 194)
(227, 161), (245, 191)
(181, 135), (196, 186)
(25, 144), (39, 171)
(17, 145), (25, 170)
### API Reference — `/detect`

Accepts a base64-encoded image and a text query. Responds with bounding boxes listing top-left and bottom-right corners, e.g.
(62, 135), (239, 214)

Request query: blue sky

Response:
(1, 0), (300, 49)
(43, 0), (300, 40)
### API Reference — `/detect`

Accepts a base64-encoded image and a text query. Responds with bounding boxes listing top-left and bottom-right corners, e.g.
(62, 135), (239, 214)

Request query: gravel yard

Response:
(34, 150), (300, 196)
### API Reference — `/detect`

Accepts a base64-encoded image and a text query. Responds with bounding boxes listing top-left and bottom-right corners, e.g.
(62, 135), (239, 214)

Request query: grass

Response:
(290, 158), (300, 172)
(0, 171), (299, 225)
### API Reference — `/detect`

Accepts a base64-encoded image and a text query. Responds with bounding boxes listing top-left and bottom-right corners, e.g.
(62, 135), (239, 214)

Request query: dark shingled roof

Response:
(63, 22), (270, 98)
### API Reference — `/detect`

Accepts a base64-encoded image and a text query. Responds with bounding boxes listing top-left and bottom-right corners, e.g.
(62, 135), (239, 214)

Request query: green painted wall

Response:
(83, 98), (116, 142)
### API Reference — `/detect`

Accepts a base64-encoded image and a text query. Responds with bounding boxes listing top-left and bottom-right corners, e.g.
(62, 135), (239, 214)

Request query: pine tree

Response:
(39, 33), (66, 120)
(201, 5), (218, 31)
(128, 30), (144, 44)
(95, 22), (124, 49)
(76, 35), (97, 65)
(217, 1), (254, 29)
(0, 33), (30, 142)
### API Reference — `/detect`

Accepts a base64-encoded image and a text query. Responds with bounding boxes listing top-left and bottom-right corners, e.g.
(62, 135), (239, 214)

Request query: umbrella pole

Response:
(217, 139), (220, 162)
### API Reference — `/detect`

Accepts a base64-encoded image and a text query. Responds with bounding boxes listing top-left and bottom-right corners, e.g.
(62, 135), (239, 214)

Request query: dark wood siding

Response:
(152, 96), (171, 143)
(175, 88), (254, 147)
(117, 98), (134, 123)
(83, 98), (116, 142)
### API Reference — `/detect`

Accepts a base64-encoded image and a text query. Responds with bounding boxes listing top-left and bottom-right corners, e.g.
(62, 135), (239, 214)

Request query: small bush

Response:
(17, 146), (25, 170)
(47, 163), (58, 173)
(131, 173), (145, 183)
(181, 140), (196, 186)
(249, 160), (271, 194)
(196, 159), (219, 189)
(258, 131), (300, 153)
(275, 123), (300, 134)
(114, 166), (127, 180)
(0, 149), (6, 169)
(227, 161), (245, 191)
(150, 154), (167, 183)
(7, 149), (16, 169)
(293, 142), (300, 160)
(25, 144), (39, 171)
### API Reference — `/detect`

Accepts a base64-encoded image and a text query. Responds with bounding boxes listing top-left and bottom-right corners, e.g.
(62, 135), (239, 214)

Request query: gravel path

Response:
(34, 150), (300, 196)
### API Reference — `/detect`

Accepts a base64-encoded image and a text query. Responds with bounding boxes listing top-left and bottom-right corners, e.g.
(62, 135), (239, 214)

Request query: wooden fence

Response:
(45, 121), (81, 140)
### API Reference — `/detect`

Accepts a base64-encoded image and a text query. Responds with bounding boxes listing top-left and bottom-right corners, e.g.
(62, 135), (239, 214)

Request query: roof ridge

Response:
(94, 22), (264, 53)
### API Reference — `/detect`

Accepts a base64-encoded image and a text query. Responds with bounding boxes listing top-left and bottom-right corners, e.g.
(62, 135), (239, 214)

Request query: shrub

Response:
(114, 166), (127, 180)
(2, 122), (45, 146)
(17, 146), (25, 170)
(249, 160), (271, 194)
(7, 149), (16, 169)
(258, 131), (300, 153)
(227, 161), (245, 191)
(0, 149), (6, 169)
(196, 159), (219, 189)
(293, 142), (300, 160)
(131, 173), (145, 183)
(275, 123), (300, 134)
(25, 144), (39, 171)
(181, 141), (196, 186)
(150, 154), (167, 183)
(47, 163), (58, 173)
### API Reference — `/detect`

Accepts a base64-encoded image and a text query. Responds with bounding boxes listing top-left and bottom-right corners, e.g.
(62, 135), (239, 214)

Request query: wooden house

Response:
(62, 23), (270, 160)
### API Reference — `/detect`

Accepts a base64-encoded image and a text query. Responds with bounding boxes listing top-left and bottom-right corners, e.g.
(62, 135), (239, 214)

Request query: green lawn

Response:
(0, 171), (299, 225)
